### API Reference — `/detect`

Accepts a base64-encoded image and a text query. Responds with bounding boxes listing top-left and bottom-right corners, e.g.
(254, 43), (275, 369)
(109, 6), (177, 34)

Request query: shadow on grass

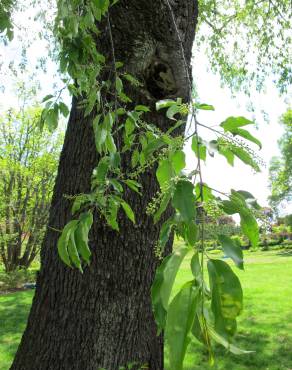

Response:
(276, 250), (292, 257)
(0, 291), (34, 366)
(165, 311), (292, 370)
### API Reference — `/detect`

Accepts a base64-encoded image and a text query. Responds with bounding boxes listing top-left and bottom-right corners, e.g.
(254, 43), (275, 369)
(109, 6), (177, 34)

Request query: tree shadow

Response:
(0, 291), (34, 361)
(168, 310), (292, 370)
(276, 250), (292, 257)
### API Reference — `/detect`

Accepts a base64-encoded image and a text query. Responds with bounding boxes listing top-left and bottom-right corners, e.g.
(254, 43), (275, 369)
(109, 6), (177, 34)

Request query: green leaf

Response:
(44, 108), (59, 132)
(230, 128), (262, 149)
(123, 179), (141, 194)
(195, 183), (214, 202)
(125, 117), (135, 136)
(231, 146), (260, 172)
(154, 191), (172, 224)
(106, 198), (119, 231)
(220, 116), (254, 131)
(240, 209), (259, 248)
(116, 77), (123, 94)
(166, 105), (181, 120)
(218, 234), (244, 270)
(57, 220), (79, 267)
(172, 180), (196, 222)
(105, 134), (117, 153)
(151, 245), (190, 330)
(208, 259), (243, 339)
(195, 103), (215, 111)
(156, 159), (174, 189)
(75, 212), (93, 264)
(190, 253), (201, 282)
(207, 324), (253, 355)
(135, 105), (150, 112)
(237, 190), (261, 210)
(59, 102), (70, 117)
(94, 157), (110, 182)
(156, 99), (177, 111)
(159, 218), (174, 251)
(170, 150), (186, 175)
(191, 136), (207, 161)
(166, 281), (199, 370)
(68, 228), (83, 272)
(71, 194), (91, 215)
(42, 94), (54, 103)
(218, 146), (234, 166)
(109, 178), (123, 193)
(185, 221), (198, 246)
(221, 191), (259, 247)
(121, 200), (135, 223)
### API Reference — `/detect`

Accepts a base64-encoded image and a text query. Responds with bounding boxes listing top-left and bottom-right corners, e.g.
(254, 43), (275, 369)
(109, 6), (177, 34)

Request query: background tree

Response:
(269, 109), (292, 210)
(0, 106), (62, 272)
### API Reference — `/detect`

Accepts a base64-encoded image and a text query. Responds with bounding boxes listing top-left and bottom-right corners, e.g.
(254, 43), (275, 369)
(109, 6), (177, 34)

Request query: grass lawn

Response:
(0, 249), (292, 370)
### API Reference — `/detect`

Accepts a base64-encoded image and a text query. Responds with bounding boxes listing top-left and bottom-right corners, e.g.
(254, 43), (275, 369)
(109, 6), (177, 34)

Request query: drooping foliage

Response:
(1, 0), (290, 369)
(198, 0), (292, 93)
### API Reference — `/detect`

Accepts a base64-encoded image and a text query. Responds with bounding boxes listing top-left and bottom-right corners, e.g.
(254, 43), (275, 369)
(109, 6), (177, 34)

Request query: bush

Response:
(0, 268), (37, 291)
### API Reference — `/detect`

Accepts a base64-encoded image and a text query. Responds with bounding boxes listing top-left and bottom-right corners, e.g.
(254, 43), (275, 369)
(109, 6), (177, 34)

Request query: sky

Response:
(0, 10), (291, 215)
(186, 50), (291, 214)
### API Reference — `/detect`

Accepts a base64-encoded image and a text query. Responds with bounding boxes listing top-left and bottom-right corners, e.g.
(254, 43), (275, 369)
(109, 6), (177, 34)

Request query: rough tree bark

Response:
(11, 1), (198, 369)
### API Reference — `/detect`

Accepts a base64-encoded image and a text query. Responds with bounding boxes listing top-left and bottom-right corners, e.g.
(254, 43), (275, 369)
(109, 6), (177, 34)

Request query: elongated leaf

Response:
(172, 180), (196, 222)
(106, 198), (119, 231)
(75, 212), (93, 264)
(156, 159), (174, 189)
(68, 229), (83, 272)
(221, 191), (259, 248)
(95, 157), (110, 182)
(156, 99), (177, 111)
(207, 324), (254, 355)
(185, 221), (198, 246)
(208, 259), (243, 339)
(159, 218), (174, 251)
(232, 146), (260, 172)
(195, 103), (215, 111)
(154, 191), (172, 224)
(218, 146), (234, 166)
(166, 281), (199, 370)
(42, 94), (54, 103)
(237, 190), (261, 210)
(121, 200), (135, 223)
(123, 179), (141, 194)
(231, 128), (262, 148)
(57, 220), (79, 267)
(240, 209), (259, 248)
(59, 102), (70, 117)
(220, 116), (254, 131)
(151, 245), (190, 330)
(218, 234), (244, 270)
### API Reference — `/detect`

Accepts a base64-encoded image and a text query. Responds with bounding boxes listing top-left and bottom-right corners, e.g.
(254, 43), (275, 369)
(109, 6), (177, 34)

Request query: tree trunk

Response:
(10, 2), (198, 369)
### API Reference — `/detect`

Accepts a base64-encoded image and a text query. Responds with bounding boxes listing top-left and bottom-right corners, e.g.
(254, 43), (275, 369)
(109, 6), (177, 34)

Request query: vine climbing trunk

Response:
(11, 1), (198, 369)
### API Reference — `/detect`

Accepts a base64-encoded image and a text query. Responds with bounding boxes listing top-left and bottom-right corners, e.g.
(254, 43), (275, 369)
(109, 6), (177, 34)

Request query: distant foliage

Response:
(269, 109), (292, 210)
(0, 106), (63, 272)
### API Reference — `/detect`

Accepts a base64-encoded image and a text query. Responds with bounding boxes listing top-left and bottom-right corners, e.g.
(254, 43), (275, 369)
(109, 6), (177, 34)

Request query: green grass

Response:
(166, 249), (292, 370)
(0, 250), (292, 370)
(0, 291), (34, 370)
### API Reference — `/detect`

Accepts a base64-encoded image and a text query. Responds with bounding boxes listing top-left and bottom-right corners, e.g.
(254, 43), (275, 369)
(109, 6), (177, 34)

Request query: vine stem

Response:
(164, 1), (218, 359)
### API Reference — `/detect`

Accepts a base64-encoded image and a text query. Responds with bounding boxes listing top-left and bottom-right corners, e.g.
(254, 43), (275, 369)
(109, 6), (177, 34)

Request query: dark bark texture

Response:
(11, 1), (198, 369)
